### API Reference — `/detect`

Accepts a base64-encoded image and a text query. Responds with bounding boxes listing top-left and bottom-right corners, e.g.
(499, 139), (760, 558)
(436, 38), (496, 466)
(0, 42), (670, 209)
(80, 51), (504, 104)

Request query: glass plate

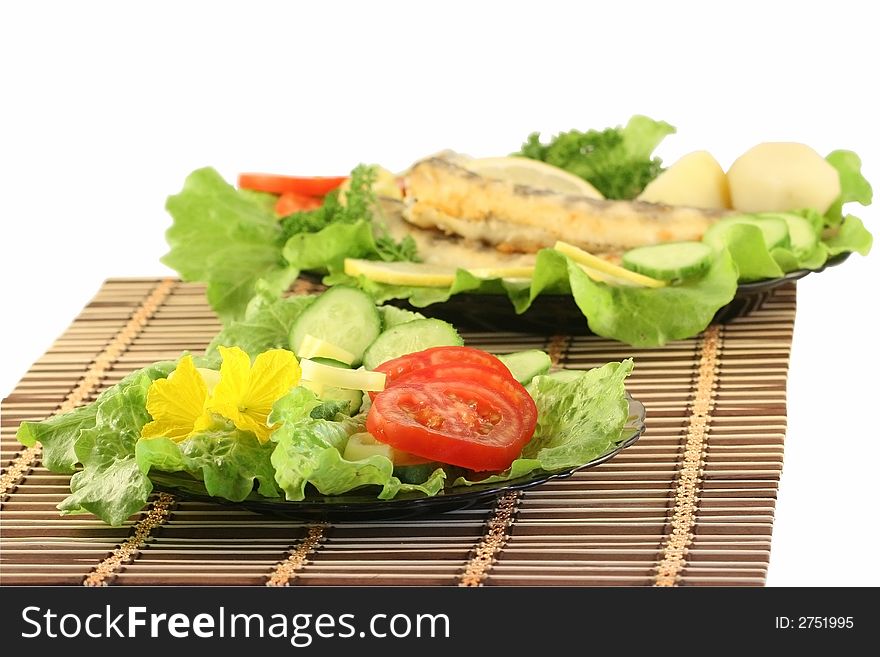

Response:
(151, 395), (646, 521)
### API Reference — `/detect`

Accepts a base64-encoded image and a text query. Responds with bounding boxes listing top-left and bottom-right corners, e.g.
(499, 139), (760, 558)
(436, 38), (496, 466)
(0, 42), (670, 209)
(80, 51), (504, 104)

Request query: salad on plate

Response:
(162, 115), (873, 347)
(17, 286), (639, 525)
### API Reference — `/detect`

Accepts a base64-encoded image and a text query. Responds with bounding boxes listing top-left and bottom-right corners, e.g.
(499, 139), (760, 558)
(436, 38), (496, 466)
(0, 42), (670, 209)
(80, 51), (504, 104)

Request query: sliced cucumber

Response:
(704, 216), (790, 251)
(310, 357), (351, 368)
(757, 213), (818, 258)
(394, 463), (440, 484)
(362, 318), (463, 370)
(497, 350), (552, 385)
(343, 432), (394, 462)
(289, 286), (380, 366)
(342, 432), (430, 469)
(379, 305), (426, 330)
(621, 241), (713, 281)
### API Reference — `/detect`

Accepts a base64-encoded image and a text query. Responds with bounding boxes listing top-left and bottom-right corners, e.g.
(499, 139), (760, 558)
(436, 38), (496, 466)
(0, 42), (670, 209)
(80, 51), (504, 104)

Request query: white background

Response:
(1, 1), (877, 586)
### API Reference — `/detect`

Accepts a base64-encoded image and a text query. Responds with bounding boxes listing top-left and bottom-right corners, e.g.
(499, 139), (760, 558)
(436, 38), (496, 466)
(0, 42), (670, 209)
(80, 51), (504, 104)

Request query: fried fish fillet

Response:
(402, 155), (731, 255)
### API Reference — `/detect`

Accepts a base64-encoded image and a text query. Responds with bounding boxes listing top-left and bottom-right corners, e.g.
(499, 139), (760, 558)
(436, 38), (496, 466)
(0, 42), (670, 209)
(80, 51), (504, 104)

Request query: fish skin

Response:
(402, 156), (732, 254)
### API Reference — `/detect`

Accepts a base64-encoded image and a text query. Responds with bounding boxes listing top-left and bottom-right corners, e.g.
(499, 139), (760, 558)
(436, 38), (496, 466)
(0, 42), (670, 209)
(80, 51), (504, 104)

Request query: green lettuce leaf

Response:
(163, 167), (296, 322)
(564, 253), (738, 347)
(16, 404), (97, 474)
(454, 360), (634, 486)
(15, 362), (176, 476)
(825, 150), (873, 226)
(283, 220), (380, 273)
(136, 429), (280, 501)
(207, 282), (315, 357)
(824, 215), (873, 257)
(268, 388), (447, 500)
(57, 370), (164, 525)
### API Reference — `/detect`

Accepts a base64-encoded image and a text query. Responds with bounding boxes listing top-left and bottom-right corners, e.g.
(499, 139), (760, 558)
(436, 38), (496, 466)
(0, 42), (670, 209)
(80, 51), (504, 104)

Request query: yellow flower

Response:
(205, 346), (301, 443)
(141, 355), (213, 441)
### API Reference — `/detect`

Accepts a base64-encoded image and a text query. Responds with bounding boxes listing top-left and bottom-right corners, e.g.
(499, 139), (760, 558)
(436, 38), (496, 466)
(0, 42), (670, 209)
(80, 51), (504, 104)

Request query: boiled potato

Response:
(727, 142), (840, 213)
(638, 150), (731, 209)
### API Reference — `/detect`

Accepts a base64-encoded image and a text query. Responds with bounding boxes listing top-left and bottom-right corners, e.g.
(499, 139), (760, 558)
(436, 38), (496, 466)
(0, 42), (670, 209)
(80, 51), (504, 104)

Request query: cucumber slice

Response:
(704, 216), (790, 251)
(621, 241), (713, 281)
(379, 305), (426, 330)
(343, 432), (394, 462)
(362, 318), (463, 370)
(342, 432), (430, 468)
(290, 286), (380, 366)
(757, 213), (818, 258)
(310, 357), (351, 368)
(497, 350), (552, 384)
(394, 463), (440, 484)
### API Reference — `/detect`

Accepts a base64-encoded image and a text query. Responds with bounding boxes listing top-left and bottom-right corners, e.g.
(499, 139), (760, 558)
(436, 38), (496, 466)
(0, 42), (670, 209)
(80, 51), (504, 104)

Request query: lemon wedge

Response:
(296, 334), (356, 366)
(344, 259), (538, 287)
(463, 157), (604, 198)
(344, 259), (456, 287)
(300, 359), (386, 392)
(553, 241), (667, 288)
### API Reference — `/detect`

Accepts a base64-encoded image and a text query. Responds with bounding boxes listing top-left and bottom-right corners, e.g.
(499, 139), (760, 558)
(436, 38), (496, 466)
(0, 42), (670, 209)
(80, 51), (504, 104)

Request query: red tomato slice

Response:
(238, 173), (347, 196)
(369, 346), (514, 399)
(366, 381), (533, 472)
(275, 191), (323, 216)
(390, 364), (536, 440)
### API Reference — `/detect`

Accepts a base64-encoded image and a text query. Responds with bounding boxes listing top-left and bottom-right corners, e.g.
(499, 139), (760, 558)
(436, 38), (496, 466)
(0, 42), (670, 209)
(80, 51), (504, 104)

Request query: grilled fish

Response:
(402, 155), (731, 255)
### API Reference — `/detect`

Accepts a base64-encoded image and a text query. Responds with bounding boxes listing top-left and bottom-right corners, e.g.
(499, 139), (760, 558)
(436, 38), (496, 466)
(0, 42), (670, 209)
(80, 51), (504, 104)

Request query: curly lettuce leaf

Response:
(824, 215), (873, 256)
(825, 150), (873, 227)
(15, 362), (176, 477)
(207, 282), (315, 357)
(454, 360), (633, 486)
(267, 388), (444, 500)
(16, 404), (97, 474)
(57, 370), (164, 525)
(136, 429), (280, 501)
(163, 167), (295, 322)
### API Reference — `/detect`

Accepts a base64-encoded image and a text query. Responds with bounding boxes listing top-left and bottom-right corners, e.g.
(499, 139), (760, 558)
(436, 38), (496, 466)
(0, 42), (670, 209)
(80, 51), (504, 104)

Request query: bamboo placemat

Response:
(0, 278), (795, 586)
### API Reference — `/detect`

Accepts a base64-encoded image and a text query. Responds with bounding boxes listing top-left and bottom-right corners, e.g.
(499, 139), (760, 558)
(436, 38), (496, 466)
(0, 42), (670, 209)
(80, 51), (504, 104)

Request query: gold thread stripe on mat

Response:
(654, 324), (722, 587)
(458, 334), (568, 587)
(83, 493), (176, 587)
(266, 524), (329, 587)
(458, 491), (520, 586)
(0, 278), (176, 499)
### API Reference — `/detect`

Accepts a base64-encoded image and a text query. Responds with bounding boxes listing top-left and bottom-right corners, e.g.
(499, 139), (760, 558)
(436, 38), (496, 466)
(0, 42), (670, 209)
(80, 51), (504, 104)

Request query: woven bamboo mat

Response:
(0, 278), (795, 586)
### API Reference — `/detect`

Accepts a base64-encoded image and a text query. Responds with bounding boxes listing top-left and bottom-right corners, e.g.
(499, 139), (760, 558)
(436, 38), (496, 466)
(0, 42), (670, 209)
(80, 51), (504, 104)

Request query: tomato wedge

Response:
(275, 191), (323, 216)
(367, 381), (532, 472)
(238, 173), (347, 196)
(370, 346), (514, 399)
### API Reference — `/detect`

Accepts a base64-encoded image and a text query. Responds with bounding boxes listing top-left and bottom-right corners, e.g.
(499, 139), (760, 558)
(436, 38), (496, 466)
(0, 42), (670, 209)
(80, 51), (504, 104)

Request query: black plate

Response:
(151, 396), (646, 521)
(385, 252), (851, 334)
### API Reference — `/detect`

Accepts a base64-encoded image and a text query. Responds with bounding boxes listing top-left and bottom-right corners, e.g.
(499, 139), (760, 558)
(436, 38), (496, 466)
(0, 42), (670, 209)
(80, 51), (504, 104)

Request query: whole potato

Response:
(727, 142), (840, 213)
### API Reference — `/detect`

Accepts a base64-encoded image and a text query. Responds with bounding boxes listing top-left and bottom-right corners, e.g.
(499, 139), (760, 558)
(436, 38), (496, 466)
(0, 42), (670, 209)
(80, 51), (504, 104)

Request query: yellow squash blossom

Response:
(141, 355), (213, 441)
(205, 346), (301, 443)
